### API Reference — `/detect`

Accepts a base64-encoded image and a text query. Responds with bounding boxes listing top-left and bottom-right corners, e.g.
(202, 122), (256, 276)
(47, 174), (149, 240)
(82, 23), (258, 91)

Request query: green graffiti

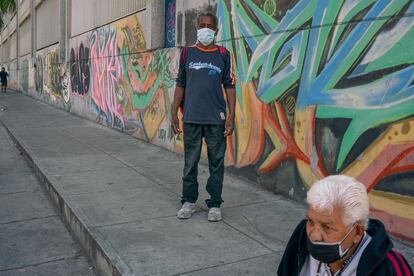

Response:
(120, 48), (174, 110)
(263, 0), (276, 17)
(217, 0), (414, 173)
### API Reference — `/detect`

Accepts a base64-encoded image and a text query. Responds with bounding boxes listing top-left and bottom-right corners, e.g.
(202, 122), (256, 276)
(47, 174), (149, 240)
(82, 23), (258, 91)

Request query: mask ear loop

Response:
(338, 224), (357, 257)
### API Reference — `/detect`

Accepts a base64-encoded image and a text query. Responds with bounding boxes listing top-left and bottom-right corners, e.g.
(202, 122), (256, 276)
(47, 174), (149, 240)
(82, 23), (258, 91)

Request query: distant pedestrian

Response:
(171, 12), (236, 222)
(0, 67), (9, 93)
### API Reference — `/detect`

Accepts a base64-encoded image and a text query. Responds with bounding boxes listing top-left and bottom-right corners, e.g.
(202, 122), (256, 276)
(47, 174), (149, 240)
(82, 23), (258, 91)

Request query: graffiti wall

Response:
(165, 0), (176, 47)
(32, 46), (70, 106)
(10, 1), (413, 240)
(67, 14), (180, 150)
(7, 60), (18, 89)
(215, 0), (414, 240)
(19, 58), (29, 93)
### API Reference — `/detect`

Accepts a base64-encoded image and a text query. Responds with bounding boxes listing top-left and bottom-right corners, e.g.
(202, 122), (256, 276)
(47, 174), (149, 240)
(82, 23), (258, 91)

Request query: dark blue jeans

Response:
(181, 123), (226, 208)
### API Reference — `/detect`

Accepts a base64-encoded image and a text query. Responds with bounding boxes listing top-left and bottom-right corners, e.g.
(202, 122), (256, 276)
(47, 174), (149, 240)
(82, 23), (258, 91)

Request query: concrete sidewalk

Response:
(0, 91), (412, 276)
(0, 124), (95, 275)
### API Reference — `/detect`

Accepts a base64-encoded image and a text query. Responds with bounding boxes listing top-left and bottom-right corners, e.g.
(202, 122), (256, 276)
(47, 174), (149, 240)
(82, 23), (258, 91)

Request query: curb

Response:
(0, 120), (135, 276)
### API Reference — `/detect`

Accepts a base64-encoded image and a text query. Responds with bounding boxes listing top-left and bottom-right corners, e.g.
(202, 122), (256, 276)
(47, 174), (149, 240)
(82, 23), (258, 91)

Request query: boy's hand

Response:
(171, 114), (182, 135)
(224, 118), (234, 137)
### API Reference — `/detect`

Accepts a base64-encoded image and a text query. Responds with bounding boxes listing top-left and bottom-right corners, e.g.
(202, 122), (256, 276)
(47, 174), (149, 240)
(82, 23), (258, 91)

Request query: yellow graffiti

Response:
(229, 82), (264, 167)
(142, 88), (167, 141)
(369, 190), (414, 221)
(295, 107), (326, 187)
(343, 118), (414, 188)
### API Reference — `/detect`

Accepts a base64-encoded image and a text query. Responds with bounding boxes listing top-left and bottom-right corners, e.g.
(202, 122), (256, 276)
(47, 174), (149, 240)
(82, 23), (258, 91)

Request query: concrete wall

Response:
(1, 0), (414, 241)
(70, 0), (147, 37)
(8, 32), (16, 60)
(19, 17), (31, 56)
(0, 39), (10, 63)
(0, 0), (165, 82)
(35, 0), (59, 49)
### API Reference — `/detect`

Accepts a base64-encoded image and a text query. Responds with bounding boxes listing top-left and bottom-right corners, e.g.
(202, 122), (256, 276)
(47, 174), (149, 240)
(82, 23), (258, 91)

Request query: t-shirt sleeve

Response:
(176, 48), (186, 87)
(222, 50), (236, 88)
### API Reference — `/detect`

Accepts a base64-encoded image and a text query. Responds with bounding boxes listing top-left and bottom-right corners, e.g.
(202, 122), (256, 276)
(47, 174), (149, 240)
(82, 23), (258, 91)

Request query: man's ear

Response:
(215, 28), (219, 36)
(353, 223), (365, 243)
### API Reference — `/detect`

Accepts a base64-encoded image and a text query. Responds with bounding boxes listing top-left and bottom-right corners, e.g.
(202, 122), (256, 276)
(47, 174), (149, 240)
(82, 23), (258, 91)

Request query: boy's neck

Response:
(196, 42), (217, 50)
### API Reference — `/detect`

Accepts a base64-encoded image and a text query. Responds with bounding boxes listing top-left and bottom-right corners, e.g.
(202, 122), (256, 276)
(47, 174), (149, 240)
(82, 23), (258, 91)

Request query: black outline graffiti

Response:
(70, 42), (91, 95)
(34, 56), (43, 93)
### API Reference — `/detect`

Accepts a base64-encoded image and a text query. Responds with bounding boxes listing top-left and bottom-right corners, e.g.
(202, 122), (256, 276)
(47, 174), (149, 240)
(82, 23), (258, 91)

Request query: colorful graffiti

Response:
(89, 27), (124, 128)
(45, 51), (63, 97)
(34, 49), (69, 103)
(12, 3), (413, 240)
(119, 16), (176, 142)
(76, 14), (177, 143)
(216, 0), (414, 239)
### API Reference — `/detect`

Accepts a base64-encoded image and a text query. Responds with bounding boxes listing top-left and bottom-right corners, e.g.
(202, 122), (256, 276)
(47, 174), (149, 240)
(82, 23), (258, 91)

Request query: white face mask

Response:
(197, 28), (216, 46)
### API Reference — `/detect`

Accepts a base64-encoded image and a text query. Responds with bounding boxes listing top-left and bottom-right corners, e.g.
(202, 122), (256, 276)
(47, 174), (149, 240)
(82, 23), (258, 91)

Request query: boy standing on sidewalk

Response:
(0, 67), (9, 93)
(171, 12), (236, 222)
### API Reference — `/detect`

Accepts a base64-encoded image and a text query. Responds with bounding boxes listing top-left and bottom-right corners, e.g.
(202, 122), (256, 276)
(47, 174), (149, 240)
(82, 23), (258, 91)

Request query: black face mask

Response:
(306, 225), (355, 263)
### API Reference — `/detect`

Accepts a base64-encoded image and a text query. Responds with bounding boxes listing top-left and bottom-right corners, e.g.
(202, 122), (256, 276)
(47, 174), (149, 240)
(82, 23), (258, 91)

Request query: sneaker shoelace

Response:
(209, 208), (220, 214)
(183, 202), (194, 210)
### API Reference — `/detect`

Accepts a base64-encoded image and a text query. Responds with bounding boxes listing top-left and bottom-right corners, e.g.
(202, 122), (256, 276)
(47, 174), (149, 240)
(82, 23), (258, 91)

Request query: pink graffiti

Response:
(166, 0), (176, 29)
(89, 28), (124, 128)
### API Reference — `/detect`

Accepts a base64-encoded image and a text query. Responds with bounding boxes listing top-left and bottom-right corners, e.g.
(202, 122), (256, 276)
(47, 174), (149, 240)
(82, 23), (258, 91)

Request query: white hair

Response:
(307, 175), (370, 227)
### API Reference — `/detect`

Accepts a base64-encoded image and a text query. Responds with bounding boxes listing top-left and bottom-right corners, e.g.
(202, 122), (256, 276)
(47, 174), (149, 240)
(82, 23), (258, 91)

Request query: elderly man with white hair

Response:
(278, 175), (413, 276)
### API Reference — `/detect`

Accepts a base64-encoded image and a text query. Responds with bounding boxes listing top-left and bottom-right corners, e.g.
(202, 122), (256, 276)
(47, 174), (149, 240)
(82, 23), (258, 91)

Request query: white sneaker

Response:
(208, 207), (222, 222)
(177, 202), (196, 219)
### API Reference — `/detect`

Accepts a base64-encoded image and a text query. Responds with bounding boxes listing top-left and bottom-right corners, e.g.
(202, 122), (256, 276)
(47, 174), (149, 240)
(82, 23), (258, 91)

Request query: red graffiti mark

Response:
(370, 208), (414, 241)
(355, 145), (414, 191)
(258, 102), (311, 174)
(382, 150), (414, 177)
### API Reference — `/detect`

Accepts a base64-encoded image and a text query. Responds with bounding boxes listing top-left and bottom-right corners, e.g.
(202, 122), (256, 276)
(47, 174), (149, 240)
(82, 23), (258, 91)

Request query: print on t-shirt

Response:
(189, 61), (222, 76)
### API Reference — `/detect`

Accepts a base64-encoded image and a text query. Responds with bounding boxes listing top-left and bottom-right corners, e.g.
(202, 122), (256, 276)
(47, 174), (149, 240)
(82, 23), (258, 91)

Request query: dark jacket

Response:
(0, 71), (8, 83)
(277, 219), (413, 276)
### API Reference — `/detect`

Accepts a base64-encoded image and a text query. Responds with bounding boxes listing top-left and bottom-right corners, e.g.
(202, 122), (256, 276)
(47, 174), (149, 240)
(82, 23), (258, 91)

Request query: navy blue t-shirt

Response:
(176, 46), (236, 125)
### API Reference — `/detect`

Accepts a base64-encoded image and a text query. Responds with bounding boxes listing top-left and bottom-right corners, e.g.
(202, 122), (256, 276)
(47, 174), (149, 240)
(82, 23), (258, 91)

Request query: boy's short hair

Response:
(196, 12), (218, 29)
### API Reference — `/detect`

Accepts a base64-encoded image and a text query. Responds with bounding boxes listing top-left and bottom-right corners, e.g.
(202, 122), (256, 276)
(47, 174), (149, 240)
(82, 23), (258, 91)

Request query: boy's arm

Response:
(171, 48), (186, 135)
(224, 87), (236, 137)
(171, 86), (184, 134)
(222, 50), (237, 137)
